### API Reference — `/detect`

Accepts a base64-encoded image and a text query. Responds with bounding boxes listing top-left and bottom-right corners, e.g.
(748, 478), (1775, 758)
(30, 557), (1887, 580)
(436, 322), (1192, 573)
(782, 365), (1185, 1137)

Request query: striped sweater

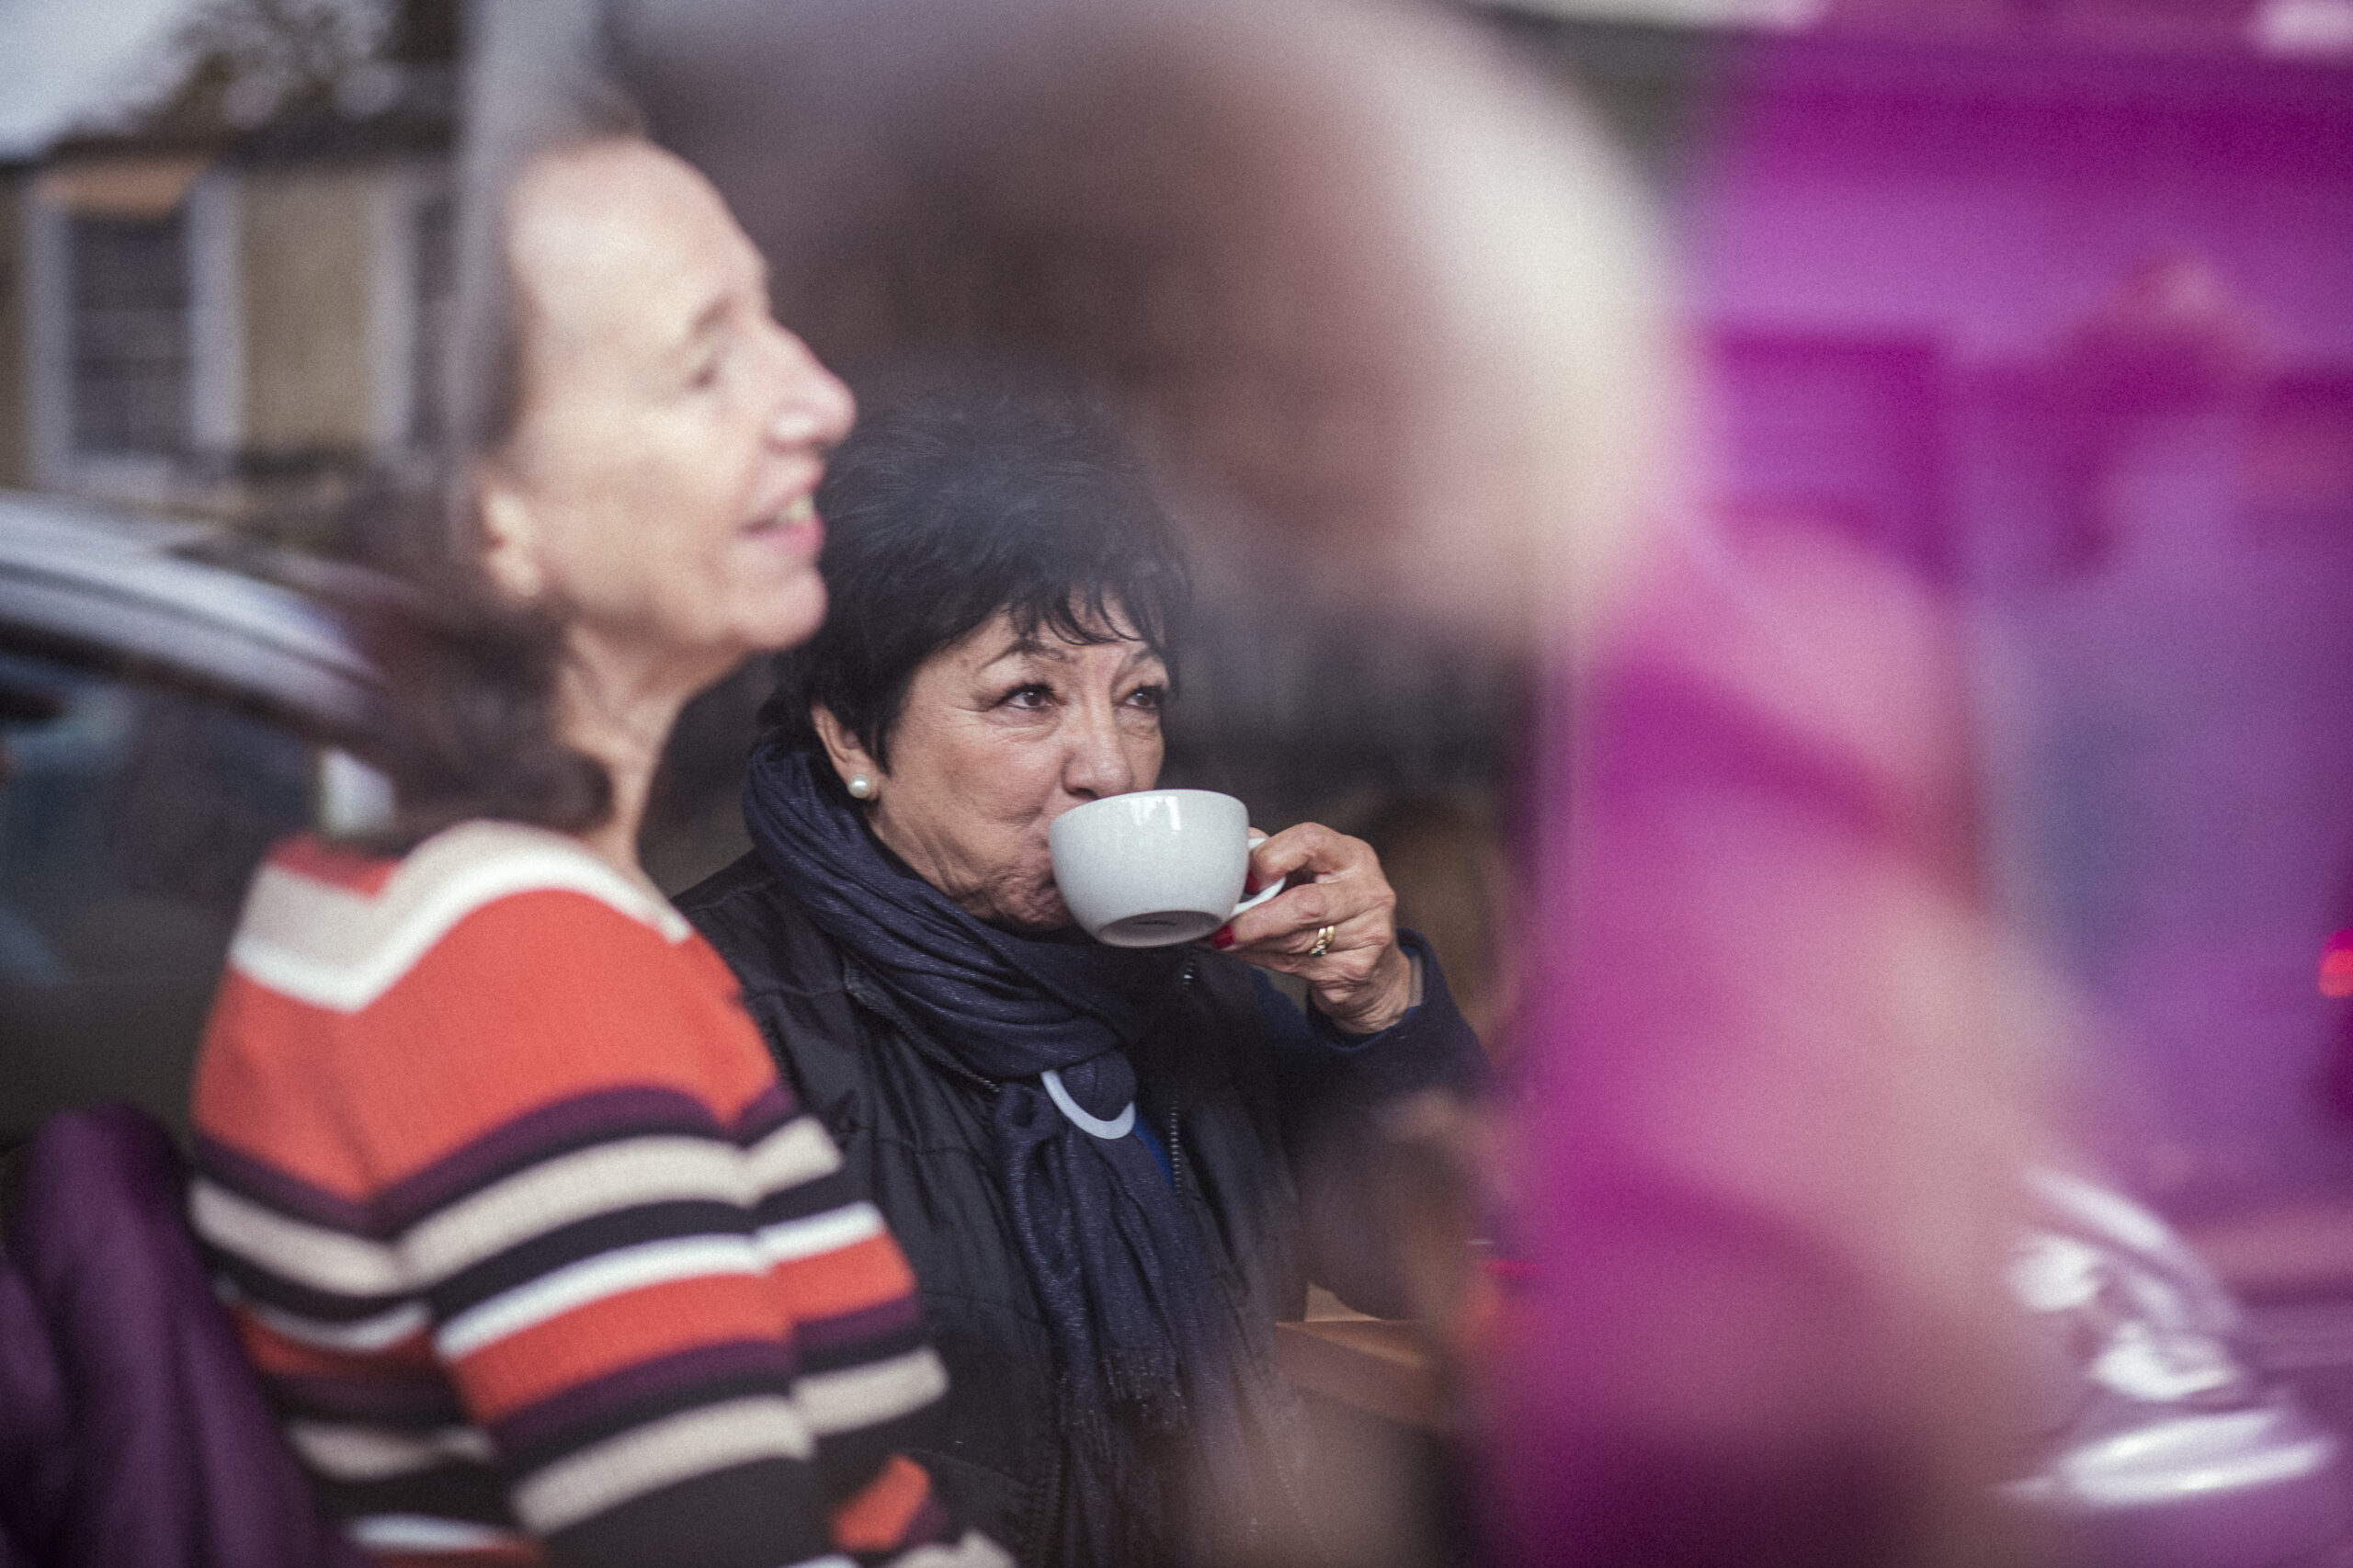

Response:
(190, 822), (1003, 1568)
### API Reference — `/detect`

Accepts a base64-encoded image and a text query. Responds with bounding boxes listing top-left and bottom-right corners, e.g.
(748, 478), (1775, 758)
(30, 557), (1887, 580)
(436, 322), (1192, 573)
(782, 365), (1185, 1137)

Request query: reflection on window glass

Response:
(0, 652), (312, 1144)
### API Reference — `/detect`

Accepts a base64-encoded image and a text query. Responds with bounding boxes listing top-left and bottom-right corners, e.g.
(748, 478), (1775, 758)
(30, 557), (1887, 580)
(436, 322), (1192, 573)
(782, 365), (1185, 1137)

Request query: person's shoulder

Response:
(673, 851), (837, 996)
(200, 824), (779, 1186)
(673, 855), (873, 1118)
(229, 820), (688, 1017)
(673, 847), (789, 920)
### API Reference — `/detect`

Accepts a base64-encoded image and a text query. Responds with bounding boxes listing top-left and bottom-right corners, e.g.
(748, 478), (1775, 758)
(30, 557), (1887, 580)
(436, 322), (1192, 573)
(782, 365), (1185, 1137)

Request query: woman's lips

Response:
(744, 494), (823, 555)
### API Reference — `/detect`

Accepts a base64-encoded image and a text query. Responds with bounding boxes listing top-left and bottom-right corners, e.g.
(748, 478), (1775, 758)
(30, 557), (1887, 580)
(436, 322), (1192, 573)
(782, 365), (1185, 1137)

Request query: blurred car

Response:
(0, 491), (389, 1147)
(2006, 1166), (2353, 1568)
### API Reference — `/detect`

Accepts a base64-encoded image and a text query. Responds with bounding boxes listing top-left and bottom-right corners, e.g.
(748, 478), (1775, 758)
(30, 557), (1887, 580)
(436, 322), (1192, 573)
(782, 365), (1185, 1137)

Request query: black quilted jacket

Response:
(676, 851), (1485, 1568)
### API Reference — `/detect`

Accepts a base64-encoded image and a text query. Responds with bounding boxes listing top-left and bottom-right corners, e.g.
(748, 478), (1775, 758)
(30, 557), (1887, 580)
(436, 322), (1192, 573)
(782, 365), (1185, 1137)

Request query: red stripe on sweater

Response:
(831, 1453), (938, 1553)
(198, 892), (775, 1202)
(769, 1231), (921, 1324)
(455, 1274), (793, 1422)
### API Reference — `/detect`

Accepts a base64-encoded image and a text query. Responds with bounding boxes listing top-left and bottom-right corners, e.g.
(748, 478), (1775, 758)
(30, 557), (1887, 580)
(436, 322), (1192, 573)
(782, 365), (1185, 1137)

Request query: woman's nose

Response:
(1062, 705), (1138, 801)
(762, 324), (857, 450)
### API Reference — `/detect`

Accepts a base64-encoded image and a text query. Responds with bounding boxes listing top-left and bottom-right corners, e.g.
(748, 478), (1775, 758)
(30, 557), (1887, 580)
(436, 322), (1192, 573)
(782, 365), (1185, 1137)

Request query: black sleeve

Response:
(1245, 931), (1492, 1314)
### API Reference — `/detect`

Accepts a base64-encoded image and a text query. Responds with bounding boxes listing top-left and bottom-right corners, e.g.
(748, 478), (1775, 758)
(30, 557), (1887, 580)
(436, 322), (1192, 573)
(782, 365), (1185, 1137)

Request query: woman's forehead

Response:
(958, 607), (1161, 667)
(506, 142), (756, 358)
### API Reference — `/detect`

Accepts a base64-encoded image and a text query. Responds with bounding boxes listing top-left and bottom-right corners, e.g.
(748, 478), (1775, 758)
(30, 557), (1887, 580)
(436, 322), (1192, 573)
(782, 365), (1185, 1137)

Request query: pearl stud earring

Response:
(847, 775), (875, 800)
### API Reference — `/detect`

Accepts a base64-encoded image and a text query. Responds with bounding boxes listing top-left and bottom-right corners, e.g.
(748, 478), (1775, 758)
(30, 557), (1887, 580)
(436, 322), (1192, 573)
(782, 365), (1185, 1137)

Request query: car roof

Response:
(0, 491), (383, 744)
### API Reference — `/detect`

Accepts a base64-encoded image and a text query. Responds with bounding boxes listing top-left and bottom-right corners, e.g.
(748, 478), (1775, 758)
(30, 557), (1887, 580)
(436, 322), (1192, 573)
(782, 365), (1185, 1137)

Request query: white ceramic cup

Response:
(1049, 789), (1282, 948)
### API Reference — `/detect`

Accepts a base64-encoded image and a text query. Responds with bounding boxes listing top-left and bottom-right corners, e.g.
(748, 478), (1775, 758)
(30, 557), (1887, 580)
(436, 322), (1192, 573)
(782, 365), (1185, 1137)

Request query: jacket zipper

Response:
(1168, 958), (1198, 1190)
(1176, 955), (1335, 1567)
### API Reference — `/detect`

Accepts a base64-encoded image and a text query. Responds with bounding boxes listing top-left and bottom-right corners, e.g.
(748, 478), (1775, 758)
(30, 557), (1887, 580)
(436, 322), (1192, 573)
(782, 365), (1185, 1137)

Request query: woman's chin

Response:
(989, 888), (1075, 938)
(734, 572), (827, 653)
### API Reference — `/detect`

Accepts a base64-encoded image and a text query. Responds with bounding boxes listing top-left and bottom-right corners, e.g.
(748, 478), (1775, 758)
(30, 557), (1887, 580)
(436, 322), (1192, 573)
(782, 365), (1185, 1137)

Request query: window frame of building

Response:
(20, 153), (458, 509)
(20, 156), (230, 506)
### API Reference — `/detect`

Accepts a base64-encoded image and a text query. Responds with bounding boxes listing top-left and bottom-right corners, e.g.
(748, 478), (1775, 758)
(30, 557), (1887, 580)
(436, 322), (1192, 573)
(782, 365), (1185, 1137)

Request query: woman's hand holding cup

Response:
(1213, 822), (1419, 1037)
(1046, 790), (1419, 1036)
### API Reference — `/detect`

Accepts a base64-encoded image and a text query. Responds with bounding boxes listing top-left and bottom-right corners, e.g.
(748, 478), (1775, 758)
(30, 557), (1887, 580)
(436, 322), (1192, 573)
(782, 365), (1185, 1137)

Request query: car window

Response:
(0, 649), (314, 1145)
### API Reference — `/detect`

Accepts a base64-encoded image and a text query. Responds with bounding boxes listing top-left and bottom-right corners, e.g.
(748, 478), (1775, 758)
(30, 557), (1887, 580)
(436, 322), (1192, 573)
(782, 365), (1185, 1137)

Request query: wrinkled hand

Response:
(1210, 823), (1419, 1035)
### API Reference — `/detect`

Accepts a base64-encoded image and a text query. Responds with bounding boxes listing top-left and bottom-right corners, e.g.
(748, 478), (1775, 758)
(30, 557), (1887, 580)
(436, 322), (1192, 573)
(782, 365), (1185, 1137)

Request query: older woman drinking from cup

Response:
(188, 129), (1003, 1568)
(677, 384), (1489, 1568)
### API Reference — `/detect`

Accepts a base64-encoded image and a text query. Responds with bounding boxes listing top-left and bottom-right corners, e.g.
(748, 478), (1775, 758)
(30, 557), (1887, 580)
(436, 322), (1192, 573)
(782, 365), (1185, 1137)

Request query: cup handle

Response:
(1225, 831), (1282, 922)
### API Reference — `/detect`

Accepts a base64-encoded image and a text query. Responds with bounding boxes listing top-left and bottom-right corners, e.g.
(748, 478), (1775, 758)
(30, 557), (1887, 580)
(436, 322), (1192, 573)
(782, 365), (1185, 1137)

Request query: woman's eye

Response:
(1002, 684), (1053, 710)
(1122, 684), (1166, 712)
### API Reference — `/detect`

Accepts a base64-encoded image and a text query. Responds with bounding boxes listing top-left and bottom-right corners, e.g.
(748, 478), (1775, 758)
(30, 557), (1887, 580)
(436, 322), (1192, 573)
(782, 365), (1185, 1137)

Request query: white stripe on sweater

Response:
(756, 1199), (885, 1264)
(243, 1294), (431, 1353)
(346, 1514), (529, 1552)
(511, 1395), (814, 1534)
(437, 1233), (767, 1358)
(230, 821), (687, 1014)
(192, 1178), (404, 1295)
(796, 1346), (949, 1435)
(287, 1420), (496, 1481)
(407, 1119), (842, 1281)
(195, 1118), (843, 1301)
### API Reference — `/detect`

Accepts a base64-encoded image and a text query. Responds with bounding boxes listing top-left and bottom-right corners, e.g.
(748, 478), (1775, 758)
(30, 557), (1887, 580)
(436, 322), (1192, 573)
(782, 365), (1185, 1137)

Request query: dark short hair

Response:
(764, 381), (1191, 778)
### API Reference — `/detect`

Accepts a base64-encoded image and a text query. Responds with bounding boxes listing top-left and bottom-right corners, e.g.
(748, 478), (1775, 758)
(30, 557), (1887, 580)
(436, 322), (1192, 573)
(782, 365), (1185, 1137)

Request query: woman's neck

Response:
(554, 632), (723, 897)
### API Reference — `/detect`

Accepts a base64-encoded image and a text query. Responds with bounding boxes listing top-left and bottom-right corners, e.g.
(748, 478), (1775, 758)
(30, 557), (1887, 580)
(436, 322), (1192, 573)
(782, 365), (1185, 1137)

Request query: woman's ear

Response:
(811, 704), (883, 795)
(476, 468), (547, 604)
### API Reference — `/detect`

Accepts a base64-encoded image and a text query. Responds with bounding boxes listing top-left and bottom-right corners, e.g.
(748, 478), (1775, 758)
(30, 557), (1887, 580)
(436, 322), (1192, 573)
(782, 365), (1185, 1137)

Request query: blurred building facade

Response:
(0, 0), (457, 540)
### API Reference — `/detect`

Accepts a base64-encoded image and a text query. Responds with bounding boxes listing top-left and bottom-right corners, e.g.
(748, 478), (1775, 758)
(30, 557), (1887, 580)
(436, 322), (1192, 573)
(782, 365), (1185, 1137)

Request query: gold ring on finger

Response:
(1306, 925), (1336, 959)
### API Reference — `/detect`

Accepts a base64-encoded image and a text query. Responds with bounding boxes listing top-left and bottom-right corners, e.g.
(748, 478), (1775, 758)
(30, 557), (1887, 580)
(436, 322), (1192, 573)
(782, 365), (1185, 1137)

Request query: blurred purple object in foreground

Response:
(1488, 521), (2012, 1564)
(0, 1104), (363, 1568)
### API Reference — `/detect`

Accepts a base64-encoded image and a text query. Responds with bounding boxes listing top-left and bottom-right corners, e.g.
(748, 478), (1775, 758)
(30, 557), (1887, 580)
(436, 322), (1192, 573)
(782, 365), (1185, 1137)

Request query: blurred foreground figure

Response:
(553, 0), (2268, 1562)
(670, 0), (2036, 1555)
(1485, 496), (2352, 1568)
(617, 0), (1663, 652)
(187, 108), (1004, 1567)
(1485, 523), (2030, 1566)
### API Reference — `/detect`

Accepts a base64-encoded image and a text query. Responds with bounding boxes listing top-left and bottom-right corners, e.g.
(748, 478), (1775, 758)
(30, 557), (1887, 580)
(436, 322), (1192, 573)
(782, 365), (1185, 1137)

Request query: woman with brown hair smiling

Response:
(187, 131), (1003, 1568)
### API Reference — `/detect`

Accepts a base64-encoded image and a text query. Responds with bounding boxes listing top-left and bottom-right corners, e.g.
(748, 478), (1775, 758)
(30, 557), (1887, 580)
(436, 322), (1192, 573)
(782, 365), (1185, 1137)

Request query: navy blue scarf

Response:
(742, 744), (1253, 1566)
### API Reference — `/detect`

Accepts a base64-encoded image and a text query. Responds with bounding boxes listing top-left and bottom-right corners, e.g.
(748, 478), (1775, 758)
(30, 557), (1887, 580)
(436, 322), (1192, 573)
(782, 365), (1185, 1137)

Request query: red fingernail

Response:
(1211, 926), (1234, 949)
(1243, 871), (1263, 895)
